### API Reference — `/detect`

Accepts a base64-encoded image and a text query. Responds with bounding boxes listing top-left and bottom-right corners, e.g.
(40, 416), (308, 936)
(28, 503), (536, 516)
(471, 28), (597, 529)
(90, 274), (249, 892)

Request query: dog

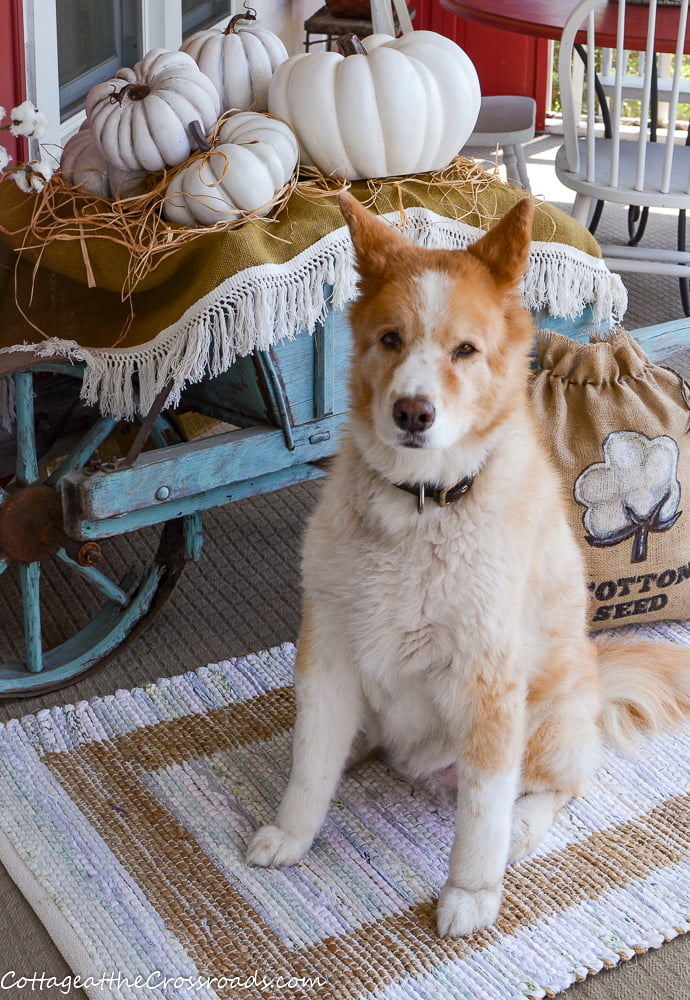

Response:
(247, 192), (690, 937)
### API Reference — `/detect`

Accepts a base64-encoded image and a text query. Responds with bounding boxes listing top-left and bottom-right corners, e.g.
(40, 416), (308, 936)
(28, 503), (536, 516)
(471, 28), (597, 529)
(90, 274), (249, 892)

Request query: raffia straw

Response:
(292, 165), (350, 202)
(4, 151), (547, 336)
(6, 141), (300, 305)
(293, 155), (533, 230)
(390, 156), (519, 225)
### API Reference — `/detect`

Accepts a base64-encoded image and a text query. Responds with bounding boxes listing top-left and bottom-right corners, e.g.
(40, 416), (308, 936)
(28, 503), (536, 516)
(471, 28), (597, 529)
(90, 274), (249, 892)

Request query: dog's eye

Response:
(380, 331), (401, 350)
(452, 343), (476, 360)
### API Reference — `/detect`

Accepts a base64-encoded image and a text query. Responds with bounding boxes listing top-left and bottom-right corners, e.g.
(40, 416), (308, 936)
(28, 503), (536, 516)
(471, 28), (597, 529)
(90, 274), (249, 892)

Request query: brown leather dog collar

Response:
(394, 474), (475, 514)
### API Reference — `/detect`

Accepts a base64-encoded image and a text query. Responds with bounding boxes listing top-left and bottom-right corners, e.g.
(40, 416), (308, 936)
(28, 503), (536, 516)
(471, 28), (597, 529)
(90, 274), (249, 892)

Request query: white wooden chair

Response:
(555, 0), (690, 313)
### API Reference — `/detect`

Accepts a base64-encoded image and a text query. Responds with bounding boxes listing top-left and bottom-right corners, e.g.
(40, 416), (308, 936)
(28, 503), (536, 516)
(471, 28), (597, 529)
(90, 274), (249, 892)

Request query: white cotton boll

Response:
(13, 169), (32, 193)
(30, 160), (55, 190)
(9, 101), (48, 139)
(13, 160), (54, 192)
(0, 146), (11, 171)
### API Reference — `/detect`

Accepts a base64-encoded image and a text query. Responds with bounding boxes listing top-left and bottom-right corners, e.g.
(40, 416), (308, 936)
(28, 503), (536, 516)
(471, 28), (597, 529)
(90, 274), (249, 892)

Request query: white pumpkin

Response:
(181, 13), (288, 113)
(163, 111), (298, 227)
(60, 126), (111, 198)
(268, 30), (481, 180)
(60, 125), (148, 198)
(85, 48), (220, 172)
(108, 163), (149, 199)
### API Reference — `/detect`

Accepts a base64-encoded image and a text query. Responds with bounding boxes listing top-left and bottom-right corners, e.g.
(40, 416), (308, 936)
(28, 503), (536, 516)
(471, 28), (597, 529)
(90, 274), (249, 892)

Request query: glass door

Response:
(56, 0), (140, 120)
(182, 0), (230, 36)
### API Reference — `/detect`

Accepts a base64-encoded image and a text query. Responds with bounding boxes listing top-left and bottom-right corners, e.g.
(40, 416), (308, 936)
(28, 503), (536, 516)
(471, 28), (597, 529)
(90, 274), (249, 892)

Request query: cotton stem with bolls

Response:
(0, 101), (48, 139)
(0, 103), (53, 192)
(12, 161), (55, 193)
(0, 156), (54, 193)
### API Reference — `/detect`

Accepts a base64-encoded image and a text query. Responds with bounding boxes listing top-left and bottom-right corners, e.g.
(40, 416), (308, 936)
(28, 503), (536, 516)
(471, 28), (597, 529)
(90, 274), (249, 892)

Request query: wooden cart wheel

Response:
(0, 362), (200, 699)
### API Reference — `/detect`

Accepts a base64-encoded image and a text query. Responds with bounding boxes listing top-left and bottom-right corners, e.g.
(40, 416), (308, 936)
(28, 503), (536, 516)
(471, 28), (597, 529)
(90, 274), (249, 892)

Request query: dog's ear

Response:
(466, 197), (535, 289)
(338, 191), (410, 278)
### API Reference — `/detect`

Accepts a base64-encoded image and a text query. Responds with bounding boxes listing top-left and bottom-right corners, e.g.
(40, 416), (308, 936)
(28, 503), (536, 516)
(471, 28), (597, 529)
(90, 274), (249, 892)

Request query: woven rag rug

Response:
(1, 629), (690, 1000)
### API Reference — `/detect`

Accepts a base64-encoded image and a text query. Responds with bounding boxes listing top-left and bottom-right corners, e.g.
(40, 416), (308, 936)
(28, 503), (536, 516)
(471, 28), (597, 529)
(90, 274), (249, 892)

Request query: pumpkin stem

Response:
(113, 82), (151, 105)
(336, 34), (368, 56)
(224, 8), (257, 34)
(189, 120), (211, 153)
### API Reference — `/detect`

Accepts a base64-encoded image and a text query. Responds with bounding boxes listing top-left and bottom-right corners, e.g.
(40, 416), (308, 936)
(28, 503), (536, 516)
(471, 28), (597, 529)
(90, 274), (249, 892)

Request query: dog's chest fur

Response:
(303, 438), (538, 777)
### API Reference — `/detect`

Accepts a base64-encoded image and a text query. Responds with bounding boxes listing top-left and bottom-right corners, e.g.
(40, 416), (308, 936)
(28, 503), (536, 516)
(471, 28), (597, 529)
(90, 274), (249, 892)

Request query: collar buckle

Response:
(441, 479), (472, 506)
(396, 474), (475, 513)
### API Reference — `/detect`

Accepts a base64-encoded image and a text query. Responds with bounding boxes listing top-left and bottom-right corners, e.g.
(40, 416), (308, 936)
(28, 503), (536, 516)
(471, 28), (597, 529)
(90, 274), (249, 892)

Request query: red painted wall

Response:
(0, 0), (27, 165)
(413, 0), (550, 130)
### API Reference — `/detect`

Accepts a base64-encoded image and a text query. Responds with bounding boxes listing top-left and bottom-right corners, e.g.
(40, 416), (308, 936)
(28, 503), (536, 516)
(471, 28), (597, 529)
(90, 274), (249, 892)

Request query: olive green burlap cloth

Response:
(0, 164), (626, 421)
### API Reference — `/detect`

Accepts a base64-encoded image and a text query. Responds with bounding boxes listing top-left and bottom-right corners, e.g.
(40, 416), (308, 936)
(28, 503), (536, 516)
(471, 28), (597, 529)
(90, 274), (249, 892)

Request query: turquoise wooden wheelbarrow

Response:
(0, 172), (630, 698)
(0, 309), (352, 698)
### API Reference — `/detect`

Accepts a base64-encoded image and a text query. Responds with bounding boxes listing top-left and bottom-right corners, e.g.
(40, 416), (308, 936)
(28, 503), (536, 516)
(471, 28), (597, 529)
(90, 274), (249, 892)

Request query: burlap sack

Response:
(530, 327), (690, 630)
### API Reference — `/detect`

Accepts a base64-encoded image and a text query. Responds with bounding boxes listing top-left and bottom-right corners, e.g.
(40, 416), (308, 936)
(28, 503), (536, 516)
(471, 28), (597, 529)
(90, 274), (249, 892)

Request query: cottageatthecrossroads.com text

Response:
(0, 971), (328, 994)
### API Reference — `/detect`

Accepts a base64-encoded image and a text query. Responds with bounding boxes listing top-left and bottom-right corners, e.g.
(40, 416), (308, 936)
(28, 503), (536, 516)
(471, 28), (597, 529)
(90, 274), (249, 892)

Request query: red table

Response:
(439, 0), (689, 54)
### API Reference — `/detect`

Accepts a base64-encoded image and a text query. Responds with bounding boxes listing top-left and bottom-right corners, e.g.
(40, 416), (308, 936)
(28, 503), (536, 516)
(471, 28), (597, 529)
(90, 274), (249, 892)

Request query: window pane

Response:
(182, 0), (230, 37)
(57, 0), (139, 120)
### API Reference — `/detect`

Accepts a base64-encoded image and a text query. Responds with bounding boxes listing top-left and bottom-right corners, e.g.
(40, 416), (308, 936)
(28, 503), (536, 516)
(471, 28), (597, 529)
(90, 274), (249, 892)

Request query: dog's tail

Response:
(595, 633), (690, 747)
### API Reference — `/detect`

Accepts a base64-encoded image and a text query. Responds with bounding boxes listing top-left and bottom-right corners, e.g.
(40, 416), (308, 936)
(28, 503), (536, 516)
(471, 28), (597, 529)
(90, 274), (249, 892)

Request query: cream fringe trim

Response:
(0, 208), (627, 429)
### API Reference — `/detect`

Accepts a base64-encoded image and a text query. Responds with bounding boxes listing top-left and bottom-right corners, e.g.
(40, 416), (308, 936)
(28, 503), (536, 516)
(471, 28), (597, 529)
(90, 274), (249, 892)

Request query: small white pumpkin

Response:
(181, 12), (288, 113)
(268, 30), (481, 180)
(85, 48), (220, 172)
(60, 125), (148, 198)
(108, 163), (150, 199)
(60, 126), (111, 198)
(163, 111), (298, 227)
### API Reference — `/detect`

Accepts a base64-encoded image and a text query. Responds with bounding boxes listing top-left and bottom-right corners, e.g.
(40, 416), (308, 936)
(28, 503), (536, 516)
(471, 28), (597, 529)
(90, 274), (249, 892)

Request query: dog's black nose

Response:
(393, 396), (436, 433)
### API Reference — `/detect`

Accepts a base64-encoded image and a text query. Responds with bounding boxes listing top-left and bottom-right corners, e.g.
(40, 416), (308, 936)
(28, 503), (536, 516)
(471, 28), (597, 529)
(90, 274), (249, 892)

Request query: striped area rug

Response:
(1, 633), (689, 1000)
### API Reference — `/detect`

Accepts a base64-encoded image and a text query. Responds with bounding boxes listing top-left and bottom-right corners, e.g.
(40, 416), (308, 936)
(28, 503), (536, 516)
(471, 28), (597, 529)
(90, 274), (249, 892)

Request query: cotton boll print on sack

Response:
(574, 431), (682, 564)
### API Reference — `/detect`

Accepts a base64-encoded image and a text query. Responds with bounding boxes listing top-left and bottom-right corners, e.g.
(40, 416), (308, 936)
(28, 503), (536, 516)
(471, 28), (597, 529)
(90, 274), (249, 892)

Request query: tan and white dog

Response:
(247, 192), (690, 937)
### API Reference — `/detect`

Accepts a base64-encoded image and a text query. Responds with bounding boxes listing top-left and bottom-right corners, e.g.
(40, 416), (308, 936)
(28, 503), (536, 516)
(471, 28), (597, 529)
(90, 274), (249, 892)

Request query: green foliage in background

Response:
(551, 43), (690, 124)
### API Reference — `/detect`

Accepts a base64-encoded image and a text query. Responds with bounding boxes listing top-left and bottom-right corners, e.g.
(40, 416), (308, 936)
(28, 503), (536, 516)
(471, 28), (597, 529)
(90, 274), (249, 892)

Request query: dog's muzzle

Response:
(392, 397), (436, 435)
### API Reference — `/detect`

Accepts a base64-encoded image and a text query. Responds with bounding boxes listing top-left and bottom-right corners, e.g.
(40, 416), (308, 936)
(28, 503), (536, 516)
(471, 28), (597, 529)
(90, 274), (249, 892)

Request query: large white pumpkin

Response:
(268, 30), (481, 180)
(163, 111), (298, 227)
(85, 48), (220, 172)
(181, 14), (288, 113)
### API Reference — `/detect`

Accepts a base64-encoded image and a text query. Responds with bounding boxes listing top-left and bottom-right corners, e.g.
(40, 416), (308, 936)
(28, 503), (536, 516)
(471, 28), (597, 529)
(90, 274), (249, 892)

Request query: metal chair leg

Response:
(678, 209), (690, 317)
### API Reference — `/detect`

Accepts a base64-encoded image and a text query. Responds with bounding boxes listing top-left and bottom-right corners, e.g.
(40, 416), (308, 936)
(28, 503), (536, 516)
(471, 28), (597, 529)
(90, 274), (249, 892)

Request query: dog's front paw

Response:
(246, 825), (311, 868)
(436, 883), (501, 937)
